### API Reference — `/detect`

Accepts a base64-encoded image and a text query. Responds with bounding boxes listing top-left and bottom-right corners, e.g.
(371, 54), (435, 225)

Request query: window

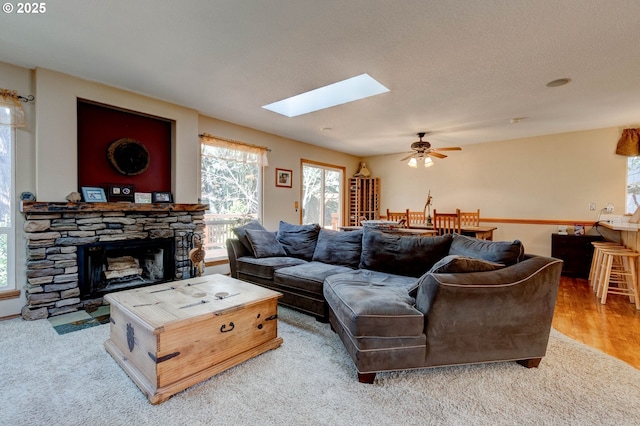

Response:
(627, 157), (640, 213)
(628, 157), (640, 213)
(0, 125), (14, 290)
(301, 161), (344, 229)
(200, 134), (267, 261)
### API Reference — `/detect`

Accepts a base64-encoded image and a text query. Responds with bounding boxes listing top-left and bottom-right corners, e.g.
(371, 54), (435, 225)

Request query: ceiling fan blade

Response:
(428, 151), (447, 159)
(400, 153), (415, 161)
(432, 147), (462, 151)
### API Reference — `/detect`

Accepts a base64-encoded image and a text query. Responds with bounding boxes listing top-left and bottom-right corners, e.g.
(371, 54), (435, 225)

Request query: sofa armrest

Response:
(415, 256), (563, 366)
(226, 238), (251, 278)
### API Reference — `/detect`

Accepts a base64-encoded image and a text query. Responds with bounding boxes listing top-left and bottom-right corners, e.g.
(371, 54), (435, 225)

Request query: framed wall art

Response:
(134, 192), (152, 203)
(107, 184), (135, 202)
(276, 168), (292, 188)
(152, 192), (173, 203)
(81, 187), (107, 202)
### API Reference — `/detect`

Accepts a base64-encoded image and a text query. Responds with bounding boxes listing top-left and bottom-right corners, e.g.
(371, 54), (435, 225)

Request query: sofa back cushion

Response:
(359, 228), (453, 277)
(448, 234), (524, 266)
(276, 221), (321, 261)
(232, 220), (267, 255)
(245, 228), (287, 258)
(429, 254), (505, 274)
(312, 229), (362, 268)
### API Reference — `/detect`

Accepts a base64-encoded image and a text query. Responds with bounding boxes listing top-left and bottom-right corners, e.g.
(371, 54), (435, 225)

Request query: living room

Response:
(1, 2), (640, 423)
(0, 61), (626, 318)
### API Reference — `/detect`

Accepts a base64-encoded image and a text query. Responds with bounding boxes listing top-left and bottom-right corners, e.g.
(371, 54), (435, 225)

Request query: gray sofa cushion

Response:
(274, 261), (353, 295)
(245, 228), (287, 258)
(359, 228), (453, 277)
(449, 234), (524, 266)
(236, 256), (307, 280)
(232, 220), (267, 254)
(324, 270), (424, 338)
(429, 254), (505, 273)
(312, 229), (362, 268)
(276, 221), (321, 261)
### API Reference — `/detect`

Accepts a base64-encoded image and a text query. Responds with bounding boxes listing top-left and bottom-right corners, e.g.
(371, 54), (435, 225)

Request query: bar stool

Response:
(596, 247), (640, 309)
(589, 241), (625, 292)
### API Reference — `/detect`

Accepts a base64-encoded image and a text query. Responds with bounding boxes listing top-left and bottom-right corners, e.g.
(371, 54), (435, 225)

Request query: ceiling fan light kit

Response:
(402, 132), (461, 167)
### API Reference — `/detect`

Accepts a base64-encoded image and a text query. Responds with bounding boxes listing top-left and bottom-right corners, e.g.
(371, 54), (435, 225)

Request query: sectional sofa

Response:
(226, 221), (563, 383)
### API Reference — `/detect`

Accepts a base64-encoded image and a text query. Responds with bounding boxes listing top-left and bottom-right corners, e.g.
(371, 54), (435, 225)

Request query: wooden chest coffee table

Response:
(104, 274), (282, 404)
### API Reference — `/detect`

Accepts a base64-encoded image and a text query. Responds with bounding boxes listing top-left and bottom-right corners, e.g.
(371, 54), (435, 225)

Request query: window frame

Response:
(626, 156), (640, 214)
(0, 125), (15, 292)
(300, 159), (345, 229)
(199, 136), (266, 263)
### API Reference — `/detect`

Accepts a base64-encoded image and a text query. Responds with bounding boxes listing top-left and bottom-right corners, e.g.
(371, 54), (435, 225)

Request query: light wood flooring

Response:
(552, 276), (640, 369)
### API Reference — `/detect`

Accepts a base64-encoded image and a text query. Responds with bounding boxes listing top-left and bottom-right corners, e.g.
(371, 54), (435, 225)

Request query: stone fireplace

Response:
(20, 202), (207, 320)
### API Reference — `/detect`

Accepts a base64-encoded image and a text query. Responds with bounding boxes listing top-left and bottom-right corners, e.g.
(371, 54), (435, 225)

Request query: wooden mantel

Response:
(20, 201), (209, 214)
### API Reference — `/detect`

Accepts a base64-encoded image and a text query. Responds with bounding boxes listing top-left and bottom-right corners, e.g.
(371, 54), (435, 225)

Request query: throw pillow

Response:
(312, 229), (363, 268)
(245, 229), (287, 258)
(359, 227), (453, 277)
(232, 220), (267, 255)
(448, 234), (524, 266)
(429, 254), (505, 274)
(276, 221), (321, 261)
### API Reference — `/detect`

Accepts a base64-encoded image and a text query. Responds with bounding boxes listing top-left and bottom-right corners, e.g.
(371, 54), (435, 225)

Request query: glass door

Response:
(301, 161), (344, 229)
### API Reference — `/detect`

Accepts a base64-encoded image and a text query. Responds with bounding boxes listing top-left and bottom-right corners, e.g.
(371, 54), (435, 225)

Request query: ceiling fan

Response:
(400, 132), (462, 167)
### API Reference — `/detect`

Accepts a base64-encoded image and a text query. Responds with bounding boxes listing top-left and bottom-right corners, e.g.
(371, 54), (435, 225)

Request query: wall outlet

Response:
(589, 202), (596, 211)
(606, 203), (614, 213)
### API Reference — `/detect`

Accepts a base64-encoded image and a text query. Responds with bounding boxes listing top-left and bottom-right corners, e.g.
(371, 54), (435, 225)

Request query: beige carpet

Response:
(1, 306), (639, 426)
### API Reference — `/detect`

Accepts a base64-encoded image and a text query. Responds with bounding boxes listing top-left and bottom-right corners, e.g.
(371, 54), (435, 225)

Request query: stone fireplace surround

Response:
(20, 201), (207, 320)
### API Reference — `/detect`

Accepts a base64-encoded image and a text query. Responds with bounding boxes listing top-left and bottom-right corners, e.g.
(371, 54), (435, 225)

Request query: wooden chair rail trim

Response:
(480, 218), (598, 226)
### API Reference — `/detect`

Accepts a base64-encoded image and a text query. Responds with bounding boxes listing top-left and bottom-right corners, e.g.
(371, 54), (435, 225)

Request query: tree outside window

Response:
(302, 162), (343, 229)
(200, 136), (266, 261)
(0, 125), (12, 288)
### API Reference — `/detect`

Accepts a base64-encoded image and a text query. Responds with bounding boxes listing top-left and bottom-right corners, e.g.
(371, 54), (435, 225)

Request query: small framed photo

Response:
(152, 192), (173, 203)
(81, 187), (107, 203)
(276, 168), (292, 188)
(107, 184), (135, 202)
(134, 192), (152, 203)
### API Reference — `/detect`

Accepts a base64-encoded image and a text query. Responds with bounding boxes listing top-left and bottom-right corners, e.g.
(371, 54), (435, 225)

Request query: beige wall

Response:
(0, 65), (360, 317)
(363, 127), (627, 255)
(198, 116), (361, 230)
(33, 68), (201, 203)
(0, 63), (630, 317)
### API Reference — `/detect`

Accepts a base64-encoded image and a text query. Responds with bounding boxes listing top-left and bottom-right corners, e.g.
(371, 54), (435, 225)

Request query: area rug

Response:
(1, 307), (639, 426)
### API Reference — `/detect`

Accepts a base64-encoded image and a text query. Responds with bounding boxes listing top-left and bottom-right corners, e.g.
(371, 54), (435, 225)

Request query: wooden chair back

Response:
(459, 209), (480, 227)
(406, 211), (426, 227)
(386, 209), (408, 227)
(433, 209), (461, 235)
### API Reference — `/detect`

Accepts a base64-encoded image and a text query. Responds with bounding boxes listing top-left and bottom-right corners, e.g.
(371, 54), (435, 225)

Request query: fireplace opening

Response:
(78, 238), (176, 299)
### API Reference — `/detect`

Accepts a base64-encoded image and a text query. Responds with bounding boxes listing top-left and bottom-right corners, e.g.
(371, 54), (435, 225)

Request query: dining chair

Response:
(459, 209), (480, 227)
(386, 209), (408, 227)
(432, 209), (461, 235)
(406, 211), (426, 227)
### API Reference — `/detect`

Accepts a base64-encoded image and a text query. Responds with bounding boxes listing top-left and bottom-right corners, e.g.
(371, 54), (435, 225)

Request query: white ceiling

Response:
(2, 0), (640, 156)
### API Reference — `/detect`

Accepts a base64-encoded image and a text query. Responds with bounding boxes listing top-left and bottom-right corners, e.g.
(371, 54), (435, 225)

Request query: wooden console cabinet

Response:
(551, 233), (603, 278)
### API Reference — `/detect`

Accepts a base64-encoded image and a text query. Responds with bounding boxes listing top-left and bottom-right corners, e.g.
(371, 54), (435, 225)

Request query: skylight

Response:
(262, 73), (389, 117)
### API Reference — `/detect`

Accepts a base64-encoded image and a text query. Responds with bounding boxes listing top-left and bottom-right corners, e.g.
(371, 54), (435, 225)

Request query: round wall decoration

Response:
(107, 138), (151, 176)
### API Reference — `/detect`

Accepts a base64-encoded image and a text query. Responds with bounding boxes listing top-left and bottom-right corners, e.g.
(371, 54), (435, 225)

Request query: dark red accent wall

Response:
(77, 100), (172, 193)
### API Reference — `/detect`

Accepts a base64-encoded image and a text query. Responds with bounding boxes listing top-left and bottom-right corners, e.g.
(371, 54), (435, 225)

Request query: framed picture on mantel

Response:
(81, 187), (107, 203)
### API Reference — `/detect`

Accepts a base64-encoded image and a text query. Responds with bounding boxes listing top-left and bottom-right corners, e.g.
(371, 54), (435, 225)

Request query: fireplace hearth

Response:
(20, 201), (208, 320)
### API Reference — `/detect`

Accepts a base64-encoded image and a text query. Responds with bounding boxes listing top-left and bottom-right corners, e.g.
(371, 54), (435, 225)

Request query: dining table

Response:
(408, 223), (497, 240)
(338, 226), (438, 236)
